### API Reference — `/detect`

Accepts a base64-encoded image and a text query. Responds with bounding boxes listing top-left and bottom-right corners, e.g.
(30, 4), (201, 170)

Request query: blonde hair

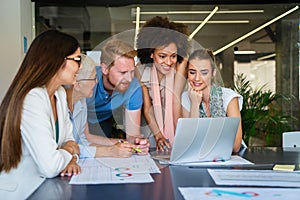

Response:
(100, 39), (136, 68)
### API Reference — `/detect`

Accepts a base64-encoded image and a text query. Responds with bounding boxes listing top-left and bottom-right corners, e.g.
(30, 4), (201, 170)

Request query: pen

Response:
(118, 140), (142, 153)
(189, 163), (274, 169)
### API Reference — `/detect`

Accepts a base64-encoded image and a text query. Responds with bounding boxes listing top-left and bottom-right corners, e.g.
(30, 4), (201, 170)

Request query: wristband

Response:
(72, 153), (79, 163)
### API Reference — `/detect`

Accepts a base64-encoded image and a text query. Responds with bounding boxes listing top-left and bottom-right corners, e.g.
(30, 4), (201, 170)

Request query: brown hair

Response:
(0, 30), (79, 172)
(100, 39), (136, 69)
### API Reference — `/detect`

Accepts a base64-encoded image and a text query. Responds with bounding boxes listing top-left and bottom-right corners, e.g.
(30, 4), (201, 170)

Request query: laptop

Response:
(151, 117), (240, 164)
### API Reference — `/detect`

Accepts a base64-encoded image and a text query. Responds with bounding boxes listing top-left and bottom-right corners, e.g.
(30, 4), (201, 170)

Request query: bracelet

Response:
(72, 153), (79, 163)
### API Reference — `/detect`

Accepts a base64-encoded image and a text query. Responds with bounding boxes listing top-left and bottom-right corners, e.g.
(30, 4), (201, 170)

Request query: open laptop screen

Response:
(152, 117), (240, 164)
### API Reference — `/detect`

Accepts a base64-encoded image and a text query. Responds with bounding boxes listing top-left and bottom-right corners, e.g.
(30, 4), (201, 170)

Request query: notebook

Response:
(151, 117), (240, 164)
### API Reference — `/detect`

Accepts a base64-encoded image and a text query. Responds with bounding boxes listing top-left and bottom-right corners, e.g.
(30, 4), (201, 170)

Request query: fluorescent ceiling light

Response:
(217, 10), (264, 14)
(174, 20), (249, 24)
(214, 5), (299, 55)
(234, 50), (256, 54)
(134, 6), (140, 50)
(138, 10), (264, 15)
(189, 6), (219, 40)
(257, 53), (276, 61)
(133, 20), (249, 24)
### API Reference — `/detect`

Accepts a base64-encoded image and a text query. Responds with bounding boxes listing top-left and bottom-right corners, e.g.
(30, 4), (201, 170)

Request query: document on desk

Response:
(96, 154), (160, 174)
(69, 155), (158, 184)
(208, 169), (300, 187)
(69, 164), (154, 184)
(171, 155), (253, 166)
(178, 187), (300, 200)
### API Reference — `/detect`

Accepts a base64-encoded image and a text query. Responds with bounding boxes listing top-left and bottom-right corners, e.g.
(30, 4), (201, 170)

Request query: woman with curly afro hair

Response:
(135, 16), (190, 150)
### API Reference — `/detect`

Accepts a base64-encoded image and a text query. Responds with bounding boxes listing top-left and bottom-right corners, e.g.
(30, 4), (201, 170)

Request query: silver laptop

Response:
(151, 117), (240, 164)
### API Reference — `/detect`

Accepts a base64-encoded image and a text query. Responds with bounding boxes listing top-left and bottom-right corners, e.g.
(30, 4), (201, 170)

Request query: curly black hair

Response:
(136, 16), (189, 65)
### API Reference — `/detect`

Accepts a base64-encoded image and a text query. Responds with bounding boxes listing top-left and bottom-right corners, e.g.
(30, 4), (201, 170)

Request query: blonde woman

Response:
(181, 49), (243, 152)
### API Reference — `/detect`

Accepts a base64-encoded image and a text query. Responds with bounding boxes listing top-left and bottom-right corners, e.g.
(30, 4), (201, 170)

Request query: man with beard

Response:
(86, 39), (144, 144)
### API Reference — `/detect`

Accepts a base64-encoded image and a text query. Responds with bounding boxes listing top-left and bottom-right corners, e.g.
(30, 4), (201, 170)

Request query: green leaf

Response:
(234, 73), (296, 146)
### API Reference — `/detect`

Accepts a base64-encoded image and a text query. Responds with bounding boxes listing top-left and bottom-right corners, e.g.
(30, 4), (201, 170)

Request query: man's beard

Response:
(106, 75), (115, 89)
(106, 75), (128, 93)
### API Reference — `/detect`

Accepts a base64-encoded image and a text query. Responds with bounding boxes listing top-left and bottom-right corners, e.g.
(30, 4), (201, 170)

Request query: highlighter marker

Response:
(132, 147), (142, 153)
(119, 140), (142, 153)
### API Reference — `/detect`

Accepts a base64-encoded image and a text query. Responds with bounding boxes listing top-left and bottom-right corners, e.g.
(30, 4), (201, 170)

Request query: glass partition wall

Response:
(35, 2), (299, 147)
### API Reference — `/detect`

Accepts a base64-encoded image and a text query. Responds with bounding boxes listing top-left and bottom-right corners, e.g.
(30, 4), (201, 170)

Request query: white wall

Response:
(0, 0), (34, 101)
(234, 60), (276, 93)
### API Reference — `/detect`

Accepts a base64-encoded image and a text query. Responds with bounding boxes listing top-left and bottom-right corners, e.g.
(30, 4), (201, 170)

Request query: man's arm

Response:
(125, 108), (142, 141)
(125, 108), (150, 154)
(84, 122), (119, 145)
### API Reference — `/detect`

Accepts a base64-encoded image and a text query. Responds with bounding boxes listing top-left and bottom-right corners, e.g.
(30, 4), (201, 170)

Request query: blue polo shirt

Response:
(86, 66), (143, 124)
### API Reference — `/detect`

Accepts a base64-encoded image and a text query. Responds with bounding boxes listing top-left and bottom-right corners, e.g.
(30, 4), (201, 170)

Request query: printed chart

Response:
(69, 155), (159, 184)
(178, 187), (300, 200)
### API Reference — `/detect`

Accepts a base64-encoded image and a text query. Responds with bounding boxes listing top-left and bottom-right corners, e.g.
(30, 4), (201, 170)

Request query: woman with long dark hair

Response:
(0, 30), (81, 179)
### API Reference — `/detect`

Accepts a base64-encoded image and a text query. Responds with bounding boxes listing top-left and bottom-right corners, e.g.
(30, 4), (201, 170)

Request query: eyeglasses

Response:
(65, 56), (81, 68)
(77, 77), (97, 83)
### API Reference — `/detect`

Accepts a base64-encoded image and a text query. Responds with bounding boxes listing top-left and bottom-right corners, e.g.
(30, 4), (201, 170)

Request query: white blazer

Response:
(0, 86), (74, 198)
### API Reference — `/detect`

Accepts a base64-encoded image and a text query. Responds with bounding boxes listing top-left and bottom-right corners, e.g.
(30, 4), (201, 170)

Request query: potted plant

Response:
(233, 73), (296, 147)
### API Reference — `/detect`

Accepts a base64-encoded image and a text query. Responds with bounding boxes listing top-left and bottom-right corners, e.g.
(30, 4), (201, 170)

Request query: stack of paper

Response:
(179, 187), (300, 200)
(208, 169), (300, 187)
(171, 155), (253, 166)
(70, 154), (160, 184)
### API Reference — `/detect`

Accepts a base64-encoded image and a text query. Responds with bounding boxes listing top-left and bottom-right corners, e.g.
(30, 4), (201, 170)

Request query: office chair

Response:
(282, 131), (300, 150)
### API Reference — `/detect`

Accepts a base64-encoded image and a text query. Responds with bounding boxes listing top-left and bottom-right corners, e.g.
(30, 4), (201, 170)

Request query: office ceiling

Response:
(34, 1), (299, 62)
(32, 0), (299, 6)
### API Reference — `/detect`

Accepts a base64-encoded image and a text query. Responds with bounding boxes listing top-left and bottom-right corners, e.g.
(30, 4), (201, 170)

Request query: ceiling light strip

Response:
(139, 10), (264, 15)
(133, 20), (249, 24)
(234, 50), (256, 54)
(257, 53), (276, 61)
(217, 10), (264, 14)
(134, 6), (140, 50)
(140, 11), (169, 15)
(189, 6), (219, 40)
(214, 6), (299, 55)
(173, 20), (249, 24)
